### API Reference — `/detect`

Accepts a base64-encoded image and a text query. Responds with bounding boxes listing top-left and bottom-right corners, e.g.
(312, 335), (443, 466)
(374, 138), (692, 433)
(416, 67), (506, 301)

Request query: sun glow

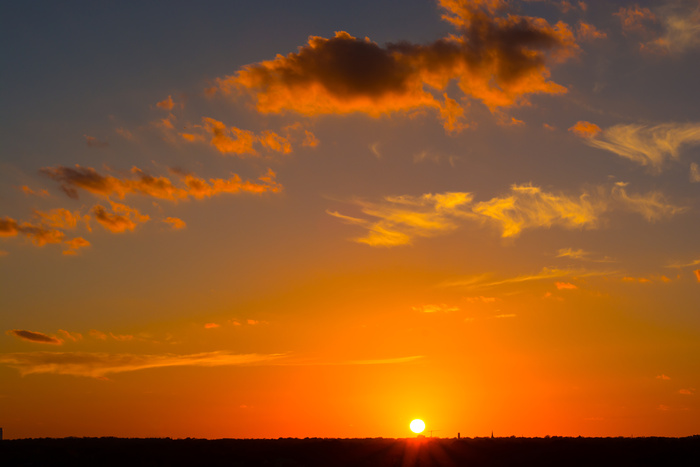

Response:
(410, 419), (425, 434)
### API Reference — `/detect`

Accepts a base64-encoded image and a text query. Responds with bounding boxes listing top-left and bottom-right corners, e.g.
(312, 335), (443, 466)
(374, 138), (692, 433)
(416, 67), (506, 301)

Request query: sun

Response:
(410, 419), (425, 434)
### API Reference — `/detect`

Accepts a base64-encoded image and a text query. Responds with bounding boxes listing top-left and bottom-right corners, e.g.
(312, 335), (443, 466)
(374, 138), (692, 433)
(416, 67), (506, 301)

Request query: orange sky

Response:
(1, 0), (699, 439)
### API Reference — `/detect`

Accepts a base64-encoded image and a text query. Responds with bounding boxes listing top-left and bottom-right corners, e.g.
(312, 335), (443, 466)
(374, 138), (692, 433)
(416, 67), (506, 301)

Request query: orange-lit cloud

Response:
(577, 122), (700, 171)
(614, 5), (658, 34)
(33, 208), (83, 229)
(204, 323), (221, 329)
(556, 247), (615, 263)
(555, 281), (578, 290)
(0, 216), (65, 246)
(442, 266), (615, 290)
(7, 329), (63, 345)
(0, 351), (283, 378)
(21, 186), (50, 198)
(93, 201), (150, 233)
(695, 269), (700, 282)
(473, 184), (604, 238)
(412, 304), (460, 313)
(656, 374), (671, 380)
(89, 330), (108, 340)
(84, 135), (109, 148)
(328, 192), (474, 246)
(214, 0), (579, 131)
(156, 95), (175, 110)
(43, 165), (282, 201)
(331, 183), (685, 246)
(163, 217), (186, 230)
(63, 237), (90, 255)
(182, 117), (315, 156)
(577, 22), (607, 41)
(115, 127), (134, 140)
(57, 330), (82, 342)
(679, 388), (695, 395)
(568, 120), (601, 138)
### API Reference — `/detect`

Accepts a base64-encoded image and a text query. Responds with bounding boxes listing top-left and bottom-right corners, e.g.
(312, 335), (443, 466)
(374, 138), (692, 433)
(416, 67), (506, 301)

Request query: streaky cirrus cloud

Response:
(214, 0), (579, 132)
(413, 304), (460, 313)
(7, 329), (63, 345)
(441, 266), (615, 290)
(556, 247), (615, 263)
(329, 183), (685, 246)
(328, 192), (474, 246)
(572, 121), (700, 171)
(690, 163), (700, 182)
(42, 165), (282, 201)
(0, 351), (283, 379)
(641, 2), (700, 54)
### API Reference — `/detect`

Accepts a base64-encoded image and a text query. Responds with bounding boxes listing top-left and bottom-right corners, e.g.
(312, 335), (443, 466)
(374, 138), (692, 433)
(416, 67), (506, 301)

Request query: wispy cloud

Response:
(412, 304), (460, 313)
(442, 267), (615, 290)
(556, 247), (615, 263)
(575, 122), (700, 172)
(0, 351), (283, 379)
(330, 183), (685, 246)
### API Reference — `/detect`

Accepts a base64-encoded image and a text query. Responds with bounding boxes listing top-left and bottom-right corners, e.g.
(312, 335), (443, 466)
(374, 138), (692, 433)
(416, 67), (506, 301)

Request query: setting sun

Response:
(410, 419), (426, 434)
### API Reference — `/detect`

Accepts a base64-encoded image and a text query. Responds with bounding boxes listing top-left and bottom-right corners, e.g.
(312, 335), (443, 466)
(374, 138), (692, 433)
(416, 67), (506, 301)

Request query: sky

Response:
(1, 0), (699, 440)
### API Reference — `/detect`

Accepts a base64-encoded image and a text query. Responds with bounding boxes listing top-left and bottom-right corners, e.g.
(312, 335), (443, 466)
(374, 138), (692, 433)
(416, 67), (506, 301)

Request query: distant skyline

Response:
(1, 0), (699, 439)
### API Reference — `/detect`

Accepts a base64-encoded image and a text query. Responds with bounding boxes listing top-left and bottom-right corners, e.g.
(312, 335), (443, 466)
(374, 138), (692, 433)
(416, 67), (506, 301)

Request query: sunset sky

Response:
(1, 0), (699, 440)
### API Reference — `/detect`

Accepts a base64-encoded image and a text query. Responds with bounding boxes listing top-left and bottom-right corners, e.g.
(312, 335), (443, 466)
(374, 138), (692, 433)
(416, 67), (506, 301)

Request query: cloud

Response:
(576, 122), (700, 171)
(84, 135), (109, 148)
(465, 296), (498, 303)
(665, 258), (700, 269)
(181, 117), (315, 156)
(555, 281), (578, 289)
(42, 165), (282, 201)
(614, 5), (658, 34)
(556, 247), (614, 263)
(641, 3), (700, 54)
(33, 208), (83, 229)
(156, 95), (175, 110)
(328, 192), (474, 246)
(473, 184), (604, 237)
(163, 217), (186, 230)
(442, 266), (614, 290)
(89, 330), (108, 340)
(93, 201), (150, 233)
(413, 304), (460, 313)
(656, 374), (671, 380)
(0, 351), (283, 379)
(344, 356), (424, 365)
(0, 216), (65, 246)
(690, 163), (700, 182)
(330, 183), (685, 246)
(63, 237), (90, 255)
(577, 22), (607, 41)
(569, 120), (601, 138)
(214, 0), (579, 131)
(21, 186), (49, 198)
(115, 127), (134, 140)
(57, 330), (82, 342)
(679, 388), (694, 395)
(204, 323), (221, 329)
(695, 269), (700, 282)
(612, 183), (687, 221)
(7, 329), (63, 345)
